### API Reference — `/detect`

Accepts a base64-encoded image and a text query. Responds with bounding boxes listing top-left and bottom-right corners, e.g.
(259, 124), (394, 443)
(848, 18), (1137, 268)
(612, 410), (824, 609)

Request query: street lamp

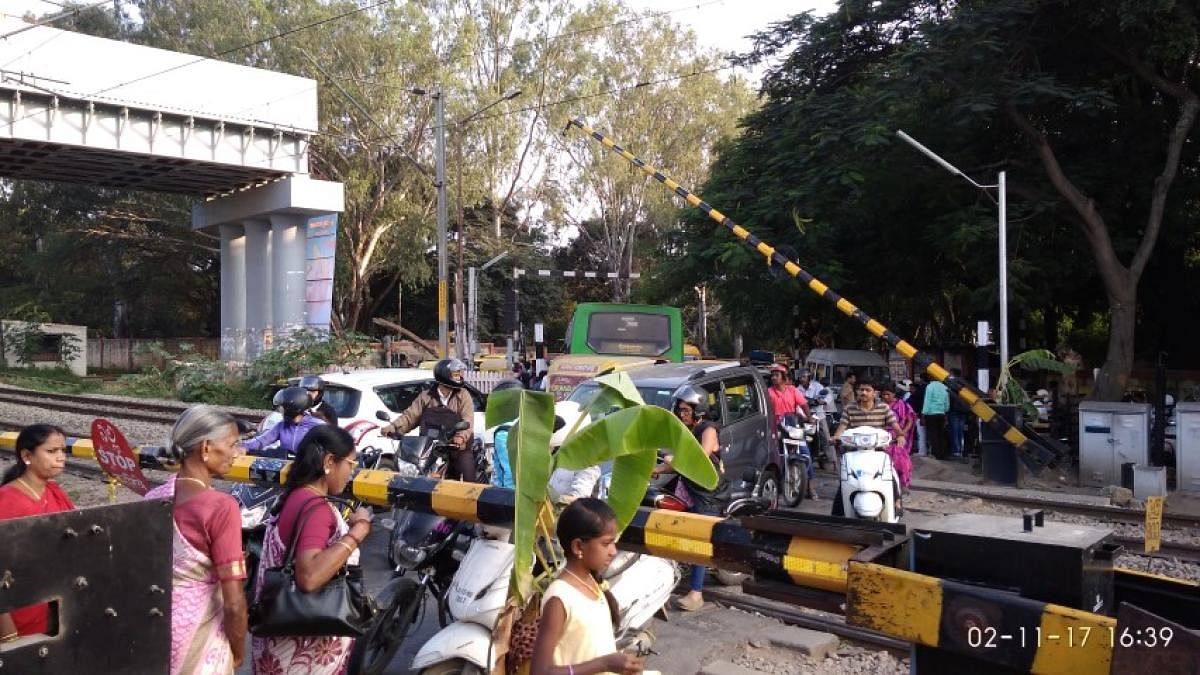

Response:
(896, 130), (1009, 371)
(407, 88), (520, 360)
(453, 90), (522, 362)
(468, 251), (510, 362)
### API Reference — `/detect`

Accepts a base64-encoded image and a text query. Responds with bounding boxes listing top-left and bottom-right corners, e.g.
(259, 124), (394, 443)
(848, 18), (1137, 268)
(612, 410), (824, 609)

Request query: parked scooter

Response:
(229, 482), (280, 596)
(837, 426), (901, 523)
(778, 413), (812, 507)
(409, 528), (679, 673)
(805, 388), (832, 469)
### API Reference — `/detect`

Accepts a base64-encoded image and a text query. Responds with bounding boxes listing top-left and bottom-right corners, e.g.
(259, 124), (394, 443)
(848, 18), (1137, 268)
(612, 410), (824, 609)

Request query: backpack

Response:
(418, 392), (465, 438)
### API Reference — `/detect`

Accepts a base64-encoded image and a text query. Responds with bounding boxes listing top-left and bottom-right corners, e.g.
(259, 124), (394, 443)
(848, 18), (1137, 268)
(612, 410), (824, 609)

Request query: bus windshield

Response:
(585, 311), (671, 357)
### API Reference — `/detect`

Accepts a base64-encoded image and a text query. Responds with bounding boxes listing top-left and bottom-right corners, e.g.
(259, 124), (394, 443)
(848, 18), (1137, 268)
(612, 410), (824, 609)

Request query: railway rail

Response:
(0, 386), (264, 428)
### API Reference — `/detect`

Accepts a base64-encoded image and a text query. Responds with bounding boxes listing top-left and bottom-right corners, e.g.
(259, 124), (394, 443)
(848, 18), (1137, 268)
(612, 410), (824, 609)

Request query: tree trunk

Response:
(1092, 286), (1136, 401)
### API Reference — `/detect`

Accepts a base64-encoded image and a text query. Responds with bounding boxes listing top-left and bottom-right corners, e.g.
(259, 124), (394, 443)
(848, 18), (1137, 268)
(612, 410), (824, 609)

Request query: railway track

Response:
(0, 386), (264, 428)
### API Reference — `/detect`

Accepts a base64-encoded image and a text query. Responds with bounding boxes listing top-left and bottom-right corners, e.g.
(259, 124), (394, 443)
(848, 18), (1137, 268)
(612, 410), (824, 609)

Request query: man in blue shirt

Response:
(921, 376), (950, 460)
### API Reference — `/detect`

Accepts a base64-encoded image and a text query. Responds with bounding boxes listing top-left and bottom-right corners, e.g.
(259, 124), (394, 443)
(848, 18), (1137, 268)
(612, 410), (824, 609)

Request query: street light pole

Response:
(434, 89), (449, 359)
(896, 130), (1009, 368)
(468, 251), (510, 362)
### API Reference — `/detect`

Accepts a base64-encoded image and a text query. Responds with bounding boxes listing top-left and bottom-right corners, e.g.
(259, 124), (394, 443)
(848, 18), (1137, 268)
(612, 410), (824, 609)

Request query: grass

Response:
(0, 366), (102, 394)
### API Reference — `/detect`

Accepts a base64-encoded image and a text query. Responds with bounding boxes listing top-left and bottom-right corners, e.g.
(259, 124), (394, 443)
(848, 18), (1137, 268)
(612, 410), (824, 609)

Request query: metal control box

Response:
(910, 512), (1118, 674)
(1078, 401), (1150, 487)
(1177, 402), (1200, 494)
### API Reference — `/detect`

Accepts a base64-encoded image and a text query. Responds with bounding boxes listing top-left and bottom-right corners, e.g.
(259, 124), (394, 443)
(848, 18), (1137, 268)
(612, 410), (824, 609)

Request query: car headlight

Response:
(851, 492), (884, 518)
(240, 504), (268, 529)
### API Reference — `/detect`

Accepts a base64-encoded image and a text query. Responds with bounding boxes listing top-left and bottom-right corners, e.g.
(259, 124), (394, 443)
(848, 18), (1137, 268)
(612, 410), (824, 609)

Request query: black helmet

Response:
(434, 358), (468, 388)
(272, 386), (311, 417)
(299, 375), (325, 392)
(491, 379), (524, 392)
(671, 384), (710, 419)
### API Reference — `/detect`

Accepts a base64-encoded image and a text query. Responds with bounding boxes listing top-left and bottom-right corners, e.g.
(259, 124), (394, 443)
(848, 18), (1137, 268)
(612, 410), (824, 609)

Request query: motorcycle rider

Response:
(796, 368), (832, 454)
(299, 375), (338, 425)
(829, 377), (906, 517)
(240, 386), (326, 459)
(655, 384), (724, 612)
(767, 364), (817, 500)
(377, 358), (478, 482)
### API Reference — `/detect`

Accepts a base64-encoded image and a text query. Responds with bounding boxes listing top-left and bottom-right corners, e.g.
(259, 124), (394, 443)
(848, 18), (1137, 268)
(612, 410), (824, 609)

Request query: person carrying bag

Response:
(248, 425), (374, 674)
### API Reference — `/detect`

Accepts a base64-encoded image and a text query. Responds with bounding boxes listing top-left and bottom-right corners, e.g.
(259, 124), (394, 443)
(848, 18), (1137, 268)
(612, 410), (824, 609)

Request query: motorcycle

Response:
(805, 388), (832, 469)
(229, 482), (280, 596)
(837, 426), (901, 523)
(348, 506), (474, 675)
(778, 412), (812, 508)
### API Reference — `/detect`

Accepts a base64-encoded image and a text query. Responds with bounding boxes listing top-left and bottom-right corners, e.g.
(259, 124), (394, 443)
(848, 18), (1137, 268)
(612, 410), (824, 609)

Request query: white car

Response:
(260, 369), (488, 471)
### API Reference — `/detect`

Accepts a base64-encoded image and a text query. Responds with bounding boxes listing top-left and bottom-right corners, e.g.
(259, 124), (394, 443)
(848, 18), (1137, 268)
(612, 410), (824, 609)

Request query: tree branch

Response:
(1130, 89), (1200, 278)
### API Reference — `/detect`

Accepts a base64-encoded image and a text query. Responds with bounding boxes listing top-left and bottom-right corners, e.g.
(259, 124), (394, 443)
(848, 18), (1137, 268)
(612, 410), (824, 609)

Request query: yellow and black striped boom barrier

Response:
(564, 118), (1058, 472)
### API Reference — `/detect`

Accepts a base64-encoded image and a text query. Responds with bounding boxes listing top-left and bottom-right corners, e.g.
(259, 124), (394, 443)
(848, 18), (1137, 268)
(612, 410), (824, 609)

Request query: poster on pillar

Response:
(305, 214), (338, 332)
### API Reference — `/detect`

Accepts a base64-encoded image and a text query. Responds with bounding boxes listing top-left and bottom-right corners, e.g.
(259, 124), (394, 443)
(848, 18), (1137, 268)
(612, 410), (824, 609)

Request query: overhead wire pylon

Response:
(564, 117), (1060, 471)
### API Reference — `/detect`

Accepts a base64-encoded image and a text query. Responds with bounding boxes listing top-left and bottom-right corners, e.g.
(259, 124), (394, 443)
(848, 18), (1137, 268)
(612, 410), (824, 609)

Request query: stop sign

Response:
(91, 419), (151, 496)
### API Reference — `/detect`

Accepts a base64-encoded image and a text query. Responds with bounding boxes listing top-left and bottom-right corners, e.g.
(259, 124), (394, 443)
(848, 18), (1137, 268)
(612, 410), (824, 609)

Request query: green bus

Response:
(564, 303), (684, 362)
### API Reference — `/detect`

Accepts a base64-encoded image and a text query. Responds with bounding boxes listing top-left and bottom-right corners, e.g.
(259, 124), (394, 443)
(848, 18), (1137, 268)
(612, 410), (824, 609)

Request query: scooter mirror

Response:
(376, 410), (391, 422)
(453, 420), (470, 431)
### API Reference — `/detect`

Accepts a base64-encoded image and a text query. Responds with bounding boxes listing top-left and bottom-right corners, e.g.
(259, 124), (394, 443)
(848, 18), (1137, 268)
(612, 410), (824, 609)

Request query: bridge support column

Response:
(243, 220), (273, 359)
(270, 214), (307, 341)
(219, 225), (247, 362)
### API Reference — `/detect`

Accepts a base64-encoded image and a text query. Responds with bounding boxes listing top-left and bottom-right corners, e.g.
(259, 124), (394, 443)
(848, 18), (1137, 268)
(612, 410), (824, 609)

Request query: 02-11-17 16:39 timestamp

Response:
(967, 625), (1175, 649)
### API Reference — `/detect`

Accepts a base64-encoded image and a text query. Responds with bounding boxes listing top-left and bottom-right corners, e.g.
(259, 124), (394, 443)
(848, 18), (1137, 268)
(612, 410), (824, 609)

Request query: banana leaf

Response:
(485, 388), (556, 603)
(590, 371), (646, 411)
(556, 405), (719, 531)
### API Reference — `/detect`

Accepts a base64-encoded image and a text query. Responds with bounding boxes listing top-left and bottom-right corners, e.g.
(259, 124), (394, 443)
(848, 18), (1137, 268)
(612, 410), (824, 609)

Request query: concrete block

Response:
(765, 625), (839, 660)
(698, 660), (761, 675)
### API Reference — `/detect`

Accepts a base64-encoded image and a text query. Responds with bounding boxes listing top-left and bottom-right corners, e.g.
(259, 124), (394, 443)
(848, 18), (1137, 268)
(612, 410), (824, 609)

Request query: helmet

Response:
(1035, 389), (1051, 400)
(434, 358), (469, 388)
(492, 379), (524, 392)
(671, 384), (710, 419)
(769, 364), (788, 375)
(298, 375), (325, 392)
(272, 386), (311, 417)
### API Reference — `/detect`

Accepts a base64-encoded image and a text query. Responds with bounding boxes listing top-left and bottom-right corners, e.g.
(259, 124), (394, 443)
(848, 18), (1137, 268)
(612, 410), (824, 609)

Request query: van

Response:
(803, 348), (889, 392)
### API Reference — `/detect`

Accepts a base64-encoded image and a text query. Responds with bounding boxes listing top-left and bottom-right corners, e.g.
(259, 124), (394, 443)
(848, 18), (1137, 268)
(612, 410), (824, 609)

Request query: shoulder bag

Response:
(249, 495), (376, 637)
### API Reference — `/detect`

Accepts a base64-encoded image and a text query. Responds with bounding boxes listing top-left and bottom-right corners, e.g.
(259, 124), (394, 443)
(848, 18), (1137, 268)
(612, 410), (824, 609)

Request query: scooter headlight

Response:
(240, 504), (268, 529)
(786, 427), (804, 439)
(851, 492), (884, 518)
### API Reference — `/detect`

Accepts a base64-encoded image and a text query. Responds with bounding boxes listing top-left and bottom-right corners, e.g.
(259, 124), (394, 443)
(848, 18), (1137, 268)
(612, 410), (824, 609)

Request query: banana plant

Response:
(994, 348), (1075, 419)
(484, 373), (719, 602)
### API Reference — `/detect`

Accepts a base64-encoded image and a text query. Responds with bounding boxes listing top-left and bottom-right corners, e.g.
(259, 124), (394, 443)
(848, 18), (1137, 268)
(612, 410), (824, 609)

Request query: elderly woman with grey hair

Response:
(145, 405), (249, 674)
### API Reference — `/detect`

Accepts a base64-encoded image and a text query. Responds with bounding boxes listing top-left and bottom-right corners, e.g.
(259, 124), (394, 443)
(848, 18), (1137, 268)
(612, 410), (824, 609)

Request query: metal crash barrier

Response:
(0, 500), (173, 673)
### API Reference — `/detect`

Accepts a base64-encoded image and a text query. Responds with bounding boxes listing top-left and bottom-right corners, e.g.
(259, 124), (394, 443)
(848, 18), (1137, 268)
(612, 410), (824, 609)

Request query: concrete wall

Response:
(88, 338), (220, 372)
(0, 321), (88, 376)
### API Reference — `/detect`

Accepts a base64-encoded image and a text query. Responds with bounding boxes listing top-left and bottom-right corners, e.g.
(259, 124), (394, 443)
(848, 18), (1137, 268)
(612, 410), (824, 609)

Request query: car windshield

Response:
(322, 385), (361, 419)
(566, 381), (677, 412)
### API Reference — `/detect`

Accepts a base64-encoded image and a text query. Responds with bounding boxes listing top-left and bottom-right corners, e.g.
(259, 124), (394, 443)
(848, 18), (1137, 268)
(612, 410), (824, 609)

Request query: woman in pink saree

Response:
(881, 384), (915, 492)
(145, 406), (248, 674)
(251, 425), (373, 675)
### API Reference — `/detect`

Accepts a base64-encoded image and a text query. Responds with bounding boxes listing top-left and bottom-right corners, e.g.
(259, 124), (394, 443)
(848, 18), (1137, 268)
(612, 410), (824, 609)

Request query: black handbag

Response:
(248, 496), (375, 637)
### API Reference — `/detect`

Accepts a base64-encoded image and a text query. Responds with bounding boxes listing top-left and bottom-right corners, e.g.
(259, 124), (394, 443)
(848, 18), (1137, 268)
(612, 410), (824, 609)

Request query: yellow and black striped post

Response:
(564, 118), (1058, 472)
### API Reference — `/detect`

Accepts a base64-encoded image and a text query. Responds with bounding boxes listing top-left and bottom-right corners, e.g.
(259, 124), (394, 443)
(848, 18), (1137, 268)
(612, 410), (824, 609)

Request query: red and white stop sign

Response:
(91, 418), (151, 496)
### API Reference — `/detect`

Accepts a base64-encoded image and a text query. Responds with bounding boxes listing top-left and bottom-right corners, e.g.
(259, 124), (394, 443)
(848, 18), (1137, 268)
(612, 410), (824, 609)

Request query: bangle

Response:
(1, 631), (18, 643)
(334, 540), (356, 555)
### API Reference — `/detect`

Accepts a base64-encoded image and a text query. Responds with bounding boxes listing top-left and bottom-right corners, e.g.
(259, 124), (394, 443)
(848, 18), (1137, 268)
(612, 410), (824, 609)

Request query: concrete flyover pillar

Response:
(243, 220), (272, 359)
(219, 224), (246, 362)
(193, 175), (344, 363)
(270, 214), (307, 340)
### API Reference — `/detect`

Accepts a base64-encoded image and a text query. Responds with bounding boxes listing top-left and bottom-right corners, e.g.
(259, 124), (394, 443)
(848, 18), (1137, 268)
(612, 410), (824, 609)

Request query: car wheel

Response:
(760, 469), (780, 511)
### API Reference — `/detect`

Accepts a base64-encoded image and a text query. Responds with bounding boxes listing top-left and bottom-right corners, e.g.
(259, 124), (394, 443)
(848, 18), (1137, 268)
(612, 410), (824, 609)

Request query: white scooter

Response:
(837, 426), (901, 523)
(410, 536), (677, 674)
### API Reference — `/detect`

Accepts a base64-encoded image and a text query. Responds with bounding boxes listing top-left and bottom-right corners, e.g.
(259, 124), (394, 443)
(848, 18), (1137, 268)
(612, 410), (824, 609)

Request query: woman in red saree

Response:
(144, 405), (248, 674)
(0, 424), (73, 643)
